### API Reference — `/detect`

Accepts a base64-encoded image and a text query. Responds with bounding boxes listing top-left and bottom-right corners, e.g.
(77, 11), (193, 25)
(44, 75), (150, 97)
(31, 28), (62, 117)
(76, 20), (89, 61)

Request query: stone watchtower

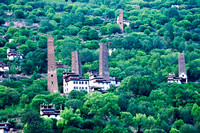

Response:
(178, 53), (187, 83)
(47, 36), (59, 93)
(99, 43), (110, 81)
(71, 51), (82, 76)
(118, 10), (123, 33)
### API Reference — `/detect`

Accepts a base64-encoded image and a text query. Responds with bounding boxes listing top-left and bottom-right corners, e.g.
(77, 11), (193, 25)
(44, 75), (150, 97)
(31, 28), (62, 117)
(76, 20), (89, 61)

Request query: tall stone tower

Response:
(178, 53), (187, 83)
(99, 43), (110, 81)
(118, 10), (123, 33)
(71, 51), (82, 76)
(47, 36), (59, 93)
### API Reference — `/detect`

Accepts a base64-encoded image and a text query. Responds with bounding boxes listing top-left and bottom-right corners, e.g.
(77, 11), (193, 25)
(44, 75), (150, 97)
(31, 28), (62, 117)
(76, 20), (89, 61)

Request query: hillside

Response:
(0, 0), (200, 132)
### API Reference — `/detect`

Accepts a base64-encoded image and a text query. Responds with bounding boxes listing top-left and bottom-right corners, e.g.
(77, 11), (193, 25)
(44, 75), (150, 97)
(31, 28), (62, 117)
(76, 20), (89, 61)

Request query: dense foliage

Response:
(0, 0), (200, 132)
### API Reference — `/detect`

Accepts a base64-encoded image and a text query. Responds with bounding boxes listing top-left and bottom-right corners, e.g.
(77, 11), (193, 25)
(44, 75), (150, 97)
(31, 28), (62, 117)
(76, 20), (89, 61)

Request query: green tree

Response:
(172, 120), (184, 130)
(108, 24), (121, 34)
(65, 99), (83, 111)
(20, 49), (47, 74)
(88, 29), (99, 40)
(118, 93), (128, 111)
(179, 124), (196, 133)
(0, 85), (20, 109)
(57, 108), (83, 131)
(7, 27), (18, 35)
(124, 26), (132, 33)
(182, 32), (192, 41)
(78, 29), (88, 40)
(125, 75), (158, 96)
(15, 10), (24, 18)
(17, 36), (27, 45)
(133, 113), (156, 133)
(21, 107), (53, 133)
(192, 103), (200, 122)
(83, 92), (120, 120)
(66, 25), (80, 36)
(37, 35), (47, 49)
(0, 17), (5, 25)
(100, 26), (108, 35)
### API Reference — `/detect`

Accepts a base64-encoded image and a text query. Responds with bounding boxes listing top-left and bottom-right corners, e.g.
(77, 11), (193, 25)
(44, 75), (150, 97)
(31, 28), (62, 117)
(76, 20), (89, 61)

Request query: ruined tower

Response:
(178, 53), (187, 83)
(118, 10), (123, 33)
(99, 43), (110, 81)
(47, 36), (59, 93)
(71, 51), (82, 76)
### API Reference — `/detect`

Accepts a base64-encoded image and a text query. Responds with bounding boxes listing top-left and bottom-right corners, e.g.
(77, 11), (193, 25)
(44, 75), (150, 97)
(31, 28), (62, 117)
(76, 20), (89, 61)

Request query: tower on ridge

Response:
(118, 10), (123, 33)
(178, 53), (187, 83)
(99, 43), (110, 81)
(71, 51), (82, 76)
(47, 36), (59, 93)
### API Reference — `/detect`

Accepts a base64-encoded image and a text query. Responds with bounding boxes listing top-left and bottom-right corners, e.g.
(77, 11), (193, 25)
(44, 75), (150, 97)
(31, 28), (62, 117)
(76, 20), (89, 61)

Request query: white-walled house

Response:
(0, 62), (9, 72)
(7, 48), (23, 60)
(40, 104), (61, 120)
(62, 70), (121, 94)
(63, 72), (89, 94)
(0, 122), (11, 133)
(89, 77), (110, 92)
(167, 73), (181, 84)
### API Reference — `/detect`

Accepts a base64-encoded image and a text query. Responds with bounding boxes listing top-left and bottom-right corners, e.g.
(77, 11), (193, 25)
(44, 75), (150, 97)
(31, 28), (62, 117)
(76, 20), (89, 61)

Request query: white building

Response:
(0, 62), (9, 72)
(89, 77), (110, 92)
(7, 48), (23, 60)
(40, 104), (61, 120)
(63, 71), (121, 94)
(167, 73), (181, 84)
(0, 122), (11, 133)
(110, 76), (121, 87)
(63, 72), (89, 94)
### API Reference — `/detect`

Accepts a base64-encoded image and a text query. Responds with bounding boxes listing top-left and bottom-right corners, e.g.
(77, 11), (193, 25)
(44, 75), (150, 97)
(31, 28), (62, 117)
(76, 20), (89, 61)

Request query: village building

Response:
(88, 70), (110, 92)
(167, 53), (188, 84)
(167, 73), (181, 83)
(0, 122), (11, 133)
(0, 62), (9, 73)
(56, 61), (70, 70)
(7, 48), (23, 60)
(63, 72), (89, 93)
(40, 104), (61, 120)
(63, 43), (120, 94)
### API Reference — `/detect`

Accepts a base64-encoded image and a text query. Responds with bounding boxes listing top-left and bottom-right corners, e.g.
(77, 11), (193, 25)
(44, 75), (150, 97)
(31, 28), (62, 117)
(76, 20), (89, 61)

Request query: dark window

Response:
(51, 75), (53, 77)
(85, 82), (87, 84)
(52, 82), (53, 84)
